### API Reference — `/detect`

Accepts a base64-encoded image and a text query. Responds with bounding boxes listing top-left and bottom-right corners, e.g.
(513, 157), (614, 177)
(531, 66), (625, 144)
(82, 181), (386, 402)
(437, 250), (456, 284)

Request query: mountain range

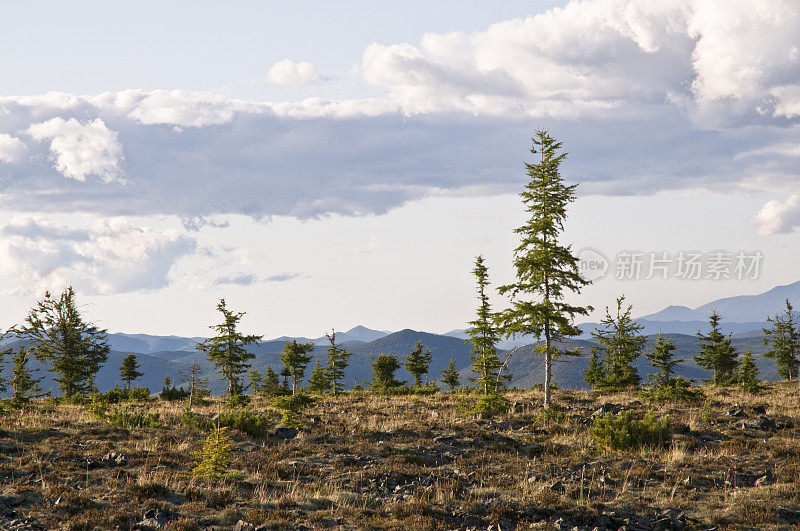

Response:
(3, 281), (797, 395)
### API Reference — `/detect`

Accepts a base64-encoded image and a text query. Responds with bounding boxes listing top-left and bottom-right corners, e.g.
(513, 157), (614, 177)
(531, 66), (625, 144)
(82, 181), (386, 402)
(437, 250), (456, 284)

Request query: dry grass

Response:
(0, 383), (798, 529)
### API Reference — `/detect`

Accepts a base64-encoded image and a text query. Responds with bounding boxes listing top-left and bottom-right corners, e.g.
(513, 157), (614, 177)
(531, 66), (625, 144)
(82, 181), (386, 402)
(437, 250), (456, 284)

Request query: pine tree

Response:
(440, 359), (460, 392)
(279, 340), (315, 394)
(307, 360), (332, 393)
(196, 299), (262, 397)
(10, 347), (44, 405)
(467, 255), (508, 394)
(737, 349), (761, 394)
(645, 334), (679, 388)
(163, 376), (172, 388)
(325, 330), (352, 396)
(405, 341), (432, 387)
(19, 287), (109, 397)
(496, 131), (591, 407)
(263, 366), (282, 395)
(583, 349), (604, 390)
(119, 354), (143, 390)
(179, 359), (208, 411)
(694, 311), (739, 385)
(763, 299), (800, 380)
(584, 296), (646, 391)
(371, 354), (403, 391)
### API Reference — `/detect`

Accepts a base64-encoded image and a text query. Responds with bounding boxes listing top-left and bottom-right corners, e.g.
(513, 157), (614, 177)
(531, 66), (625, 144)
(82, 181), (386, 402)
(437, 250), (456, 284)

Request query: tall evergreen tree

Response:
(279, 340), (315, 394)
(196, 299), (262, 397)
(325, 330), (352, 396)
(440, 359), (460, 392)
(645, 334), (679, 388)
(19, 287), (109, 397)
(467, 255), (508, 394)
(10, 347), (44, 405)
(694, 311), (739, 385)
(405, 341), (432, 387)
(307, 360), (332, 393)
(119, 354), (143, 390)
(496, 131), (591, 407)
(582, 296), (646, 391)
(737, 349), (761, 394)
(763, 299), (800, 380)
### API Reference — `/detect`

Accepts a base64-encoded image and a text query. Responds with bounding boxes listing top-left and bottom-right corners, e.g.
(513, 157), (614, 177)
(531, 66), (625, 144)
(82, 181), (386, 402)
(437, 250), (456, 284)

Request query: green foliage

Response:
(467, 255), (508, 394)
(194, 427), (232, 478)
(105, 407), (162, 429)
(272, 392), (316, 429)
(641, 377), (703, 403)
(279, 340), (315, 394)
(325, 330), (352, 396)
(495, 130), (591, 407)
(694, 311), (739, 385)
(179, 359), (209, 411)
(219, 408), (274, 437)
(583, 296), (645, 391)
(160, 385), (190, 401)
(404, 341), (432, 387)
(737, 349), (762, 394)
(370, 354), (404, 392)
(763, 299), (800, 381)
(196, 299), (262, 397)
(645, 334), (679, 388)
(10, 347), (45, 406)
(99, 386), (151, 404)
(472, 392), (510, 416)
(440, 359), (460, 392)
(307, 359), (332, 394)
(19, 287), (109, 397)
(119, 354), (143, 390)
(590, 411), (671, 452)
(533, 405), (568, 427)
(249, 366), (287, 397)
(182, 409), (215, 432)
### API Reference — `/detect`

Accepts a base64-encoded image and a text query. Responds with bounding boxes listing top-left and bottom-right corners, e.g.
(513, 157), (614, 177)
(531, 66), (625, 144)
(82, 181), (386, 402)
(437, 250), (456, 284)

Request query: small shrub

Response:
(160, 386), (190, 401)
(641, 377), (704, 403)
(590, 410), (671, 452)
(219, 408), (275, 438)
(272, 393), (316, 429)
(182, 410), (215, 432)
(533, 406), (568, 427)
(105, 407), (162, 429)
(98, 386), (151, 404)
(194, 427), (232, 478)
(472, 392), (510, 416)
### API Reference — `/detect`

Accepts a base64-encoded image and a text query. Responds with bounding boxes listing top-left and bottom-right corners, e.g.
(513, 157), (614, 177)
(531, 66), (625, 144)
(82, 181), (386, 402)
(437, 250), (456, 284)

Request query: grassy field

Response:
(1, 383), (799, 530)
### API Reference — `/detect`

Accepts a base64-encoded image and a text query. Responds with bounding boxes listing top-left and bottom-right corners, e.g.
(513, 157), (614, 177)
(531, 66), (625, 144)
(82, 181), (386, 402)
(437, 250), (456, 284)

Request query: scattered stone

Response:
(592, 403), (621, 416)
(737, 416), (775, 431)
(725, 404), (745, 417)
(133, 509), (175, 529)
(102, 451), (127, 465)
(233, 520), (255, 531)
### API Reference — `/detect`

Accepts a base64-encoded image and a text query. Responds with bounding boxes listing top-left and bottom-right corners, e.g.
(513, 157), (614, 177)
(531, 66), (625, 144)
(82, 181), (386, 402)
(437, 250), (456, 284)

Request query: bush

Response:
(472, 392), (510, 416)
(641, 377), (704, 403)
(160, 386), (190, 401)
(590, 410), (670, 452)
(194, 427), (232, 478)
(106, 407), (162, 429)
(182, 410), (215, 432)
(533, 406), (568, 427)
(272, 393), (316, 429)
(219, 408), (275, 438)
(97, 386), (152, 404)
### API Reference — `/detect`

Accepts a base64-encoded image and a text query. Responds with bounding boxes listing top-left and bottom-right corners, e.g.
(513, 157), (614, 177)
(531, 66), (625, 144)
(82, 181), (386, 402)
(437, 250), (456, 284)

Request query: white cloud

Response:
(0, 133), (25, 163)
(267, 59), (326, 86)
(0, 216), (196, 295)
(752, 195), (800, 235)
(25, 118), (123, 182)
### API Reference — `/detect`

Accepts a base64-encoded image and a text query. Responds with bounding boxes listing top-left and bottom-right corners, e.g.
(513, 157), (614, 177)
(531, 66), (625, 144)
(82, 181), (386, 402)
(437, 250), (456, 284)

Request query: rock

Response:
(593, 403), (621, 416)
(102, 451), (127, 465)
(134, 509), (174, 529)
(725, 404), (745, 417)
(134, 518), (162, 529)
(275, 427), (298, 439)
(738, 416), (775, 430)
(233, 520), (255, 531)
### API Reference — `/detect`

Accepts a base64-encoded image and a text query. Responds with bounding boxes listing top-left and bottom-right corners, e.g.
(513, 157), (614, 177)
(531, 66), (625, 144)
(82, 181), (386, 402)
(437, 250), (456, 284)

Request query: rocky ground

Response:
(0, 383), (799, 529)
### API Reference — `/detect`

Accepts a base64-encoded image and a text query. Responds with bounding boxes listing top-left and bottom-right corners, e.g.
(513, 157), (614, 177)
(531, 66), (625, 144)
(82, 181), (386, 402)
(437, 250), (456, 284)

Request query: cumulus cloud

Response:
(753, 195), (800, 235)
(0, 216), (196, 295)
(25, 118), (123, 182)
(0, 134), (26, 163)
(267, 59), (326, 86)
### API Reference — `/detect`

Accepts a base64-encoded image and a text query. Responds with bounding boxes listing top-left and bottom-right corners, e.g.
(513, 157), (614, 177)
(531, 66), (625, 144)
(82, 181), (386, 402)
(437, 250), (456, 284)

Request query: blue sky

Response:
(0, 0), (798, 337)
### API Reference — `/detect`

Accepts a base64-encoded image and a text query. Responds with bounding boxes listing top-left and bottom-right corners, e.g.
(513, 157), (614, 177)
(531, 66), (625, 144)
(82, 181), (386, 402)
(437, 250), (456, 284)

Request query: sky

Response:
(0, 0), (799, 338)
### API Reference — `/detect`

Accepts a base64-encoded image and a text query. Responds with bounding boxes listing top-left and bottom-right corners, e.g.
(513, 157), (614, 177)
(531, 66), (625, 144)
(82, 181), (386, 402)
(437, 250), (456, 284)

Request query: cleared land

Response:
(1, 384), (799, 529)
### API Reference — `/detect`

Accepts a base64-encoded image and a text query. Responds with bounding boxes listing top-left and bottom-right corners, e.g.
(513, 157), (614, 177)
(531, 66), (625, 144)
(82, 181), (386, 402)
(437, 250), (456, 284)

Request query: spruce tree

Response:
(263, 366), (282, 395)
(583, 296), (646, 391)
(583, 349), (604, 390)
(10, 347), (44, 405)
(307, 360), (332, 393)
(694, 311), (739, 385)
(763, 299), (800, 380)
(467, 255), (508, 394)
(737, 349), (761, 394)
(119, 354), (143, 390)
(325, 330), (352, 396)
(19, 287), (109, 397)
(196, 299), (262, 398)
(279, 340), (315, 394)
(179, 359), (208, 411)
(371, 354), (403, 391)
(645, 334), (679, 388)
(496, 130), (591, 407)
(440, 359), (460, 392)
(404, 341), (432, 387)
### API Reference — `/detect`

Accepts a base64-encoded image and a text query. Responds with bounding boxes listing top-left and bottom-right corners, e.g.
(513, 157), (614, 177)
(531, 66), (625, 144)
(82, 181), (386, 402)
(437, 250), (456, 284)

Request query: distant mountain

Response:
(639, 280), (800, 323)
(106, 333), (203, 354)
